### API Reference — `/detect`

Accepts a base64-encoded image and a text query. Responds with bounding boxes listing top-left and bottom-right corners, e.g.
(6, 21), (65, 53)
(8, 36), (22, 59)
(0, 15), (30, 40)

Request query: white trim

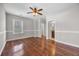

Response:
(24, 30), (40, 31)
(6, 35), (41, 42)
(13, 19), (14, 34)
(21, 20), (23, 34)
(56, 31), (79, 33)
(0, 41), (6, 56)
(6, 36), (29, 41)
(6, 30), (40, 33)
(46, 20), (48, 39)
(47, 20), (56, 39)
(56, 40), (79, 48)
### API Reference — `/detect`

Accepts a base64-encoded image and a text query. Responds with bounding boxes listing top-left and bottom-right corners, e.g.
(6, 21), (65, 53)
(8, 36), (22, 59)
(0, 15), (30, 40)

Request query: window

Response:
(13, 19), (23, 34)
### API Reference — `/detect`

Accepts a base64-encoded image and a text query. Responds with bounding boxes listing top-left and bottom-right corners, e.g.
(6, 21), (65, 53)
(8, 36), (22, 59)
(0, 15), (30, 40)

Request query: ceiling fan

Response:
(27, 7), (43, 16)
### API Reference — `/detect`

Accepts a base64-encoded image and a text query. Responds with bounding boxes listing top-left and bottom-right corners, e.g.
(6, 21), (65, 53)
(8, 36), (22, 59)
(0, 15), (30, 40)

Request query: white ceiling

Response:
(4, 3), (79, 19)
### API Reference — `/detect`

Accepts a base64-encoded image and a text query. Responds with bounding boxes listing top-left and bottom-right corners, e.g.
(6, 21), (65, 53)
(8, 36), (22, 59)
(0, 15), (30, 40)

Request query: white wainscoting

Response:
(6, 30), (41, 41)
(0, 32), (6, 55)
(56, 31), (79, 48)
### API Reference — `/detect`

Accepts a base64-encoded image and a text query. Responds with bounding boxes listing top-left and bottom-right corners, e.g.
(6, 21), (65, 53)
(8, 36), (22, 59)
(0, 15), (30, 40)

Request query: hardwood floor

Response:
(1, 37), (79, 56)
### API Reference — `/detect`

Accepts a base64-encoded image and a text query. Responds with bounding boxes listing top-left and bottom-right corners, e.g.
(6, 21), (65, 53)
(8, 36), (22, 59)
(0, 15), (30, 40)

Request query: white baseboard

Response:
(6, 36), (31, 41)
(7, 36), (41, 42)
(56, 40), (79, 48)
(0, 41), (6, 56)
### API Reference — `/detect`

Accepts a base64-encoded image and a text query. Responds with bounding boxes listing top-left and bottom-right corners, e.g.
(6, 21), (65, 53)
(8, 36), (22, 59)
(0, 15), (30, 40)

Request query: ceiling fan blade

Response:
(37, 12), (43, 15)
(29, 7), (33, 10)
(27, 12), (32, 14)
(38, 9), (43, 11)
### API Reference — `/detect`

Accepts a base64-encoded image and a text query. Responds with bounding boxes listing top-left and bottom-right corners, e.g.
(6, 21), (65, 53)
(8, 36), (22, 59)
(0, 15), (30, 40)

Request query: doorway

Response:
(48, 20), (56, 40)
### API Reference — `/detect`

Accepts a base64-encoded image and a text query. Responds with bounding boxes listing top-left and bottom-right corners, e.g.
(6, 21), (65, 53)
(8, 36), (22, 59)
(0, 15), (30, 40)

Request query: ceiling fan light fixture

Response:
(27, 7), (43, 16)
(32, 13), (37, 16)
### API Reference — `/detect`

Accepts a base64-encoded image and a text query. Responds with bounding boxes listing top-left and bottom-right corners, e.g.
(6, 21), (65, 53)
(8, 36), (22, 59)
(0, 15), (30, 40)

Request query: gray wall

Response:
(55, 5), (79, 47)
(6, 13), (41, 41)
(0, 4), (6, 55)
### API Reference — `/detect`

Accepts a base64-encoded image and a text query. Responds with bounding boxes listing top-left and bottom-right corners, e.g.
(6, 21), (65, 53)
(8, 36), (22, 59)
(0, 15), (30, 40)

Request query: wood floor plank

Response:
(1, 37), (79, 56)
